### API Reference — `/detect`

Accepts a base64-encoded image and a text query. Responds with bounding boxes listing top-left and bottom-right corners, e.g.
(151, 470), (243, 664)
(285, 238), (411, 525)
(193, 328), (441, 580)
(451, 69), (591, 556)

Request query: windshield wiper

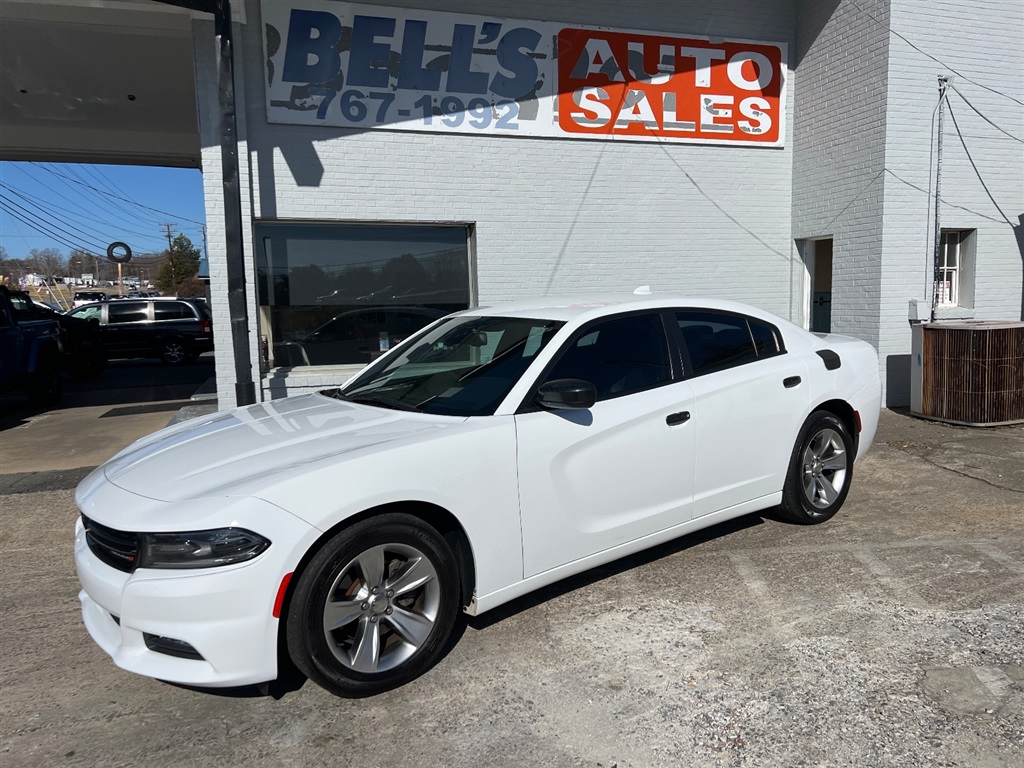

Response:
(320, 388), (350, 401)
(345, 394), (421, 412)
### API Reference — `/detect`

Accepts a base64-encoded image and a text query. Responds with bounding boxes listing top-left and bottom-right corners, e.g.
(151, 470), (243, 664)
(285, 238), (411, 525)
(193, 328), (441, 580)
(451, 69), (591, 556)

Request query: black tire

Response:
(159, 337), (189, 365)
(779, 411), (854, 525)
(27, 352), (62, 407)
(286, 513), (460, 697)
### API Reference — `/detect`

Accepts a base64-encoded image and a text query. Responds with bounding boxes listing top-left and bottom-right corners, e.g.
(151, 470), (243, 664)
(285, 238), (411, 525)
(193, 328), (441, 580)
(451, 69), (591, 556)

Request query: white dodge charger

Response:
(75, 295), (881, 697)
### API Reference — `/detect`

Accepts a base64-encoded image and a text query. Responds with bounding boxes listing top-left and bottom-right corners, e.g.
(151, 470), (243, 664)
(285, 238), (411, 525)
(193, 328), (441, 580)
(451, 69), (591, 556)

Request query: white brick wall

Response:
(194, 0), (1023, 406)
(792, 0), (890, 352)
(793, 0), (1023, 406)
(204, 0), (804, 403)
(879, 0), (1024, 405)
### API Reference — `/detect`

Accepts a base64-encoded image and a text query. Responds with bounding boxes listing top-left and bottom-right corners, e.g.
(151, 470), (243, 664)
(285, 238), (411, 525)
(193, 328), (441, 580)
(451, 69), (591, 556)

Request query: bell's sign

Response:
(262, 1), (787, 147)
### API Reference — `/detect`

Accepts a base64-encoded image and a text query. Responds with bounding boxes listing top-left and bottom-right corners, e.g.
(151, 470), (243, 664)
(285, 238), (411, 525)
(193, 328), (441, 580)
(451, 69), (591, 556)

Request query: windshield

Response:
(333, 315), (565, 416)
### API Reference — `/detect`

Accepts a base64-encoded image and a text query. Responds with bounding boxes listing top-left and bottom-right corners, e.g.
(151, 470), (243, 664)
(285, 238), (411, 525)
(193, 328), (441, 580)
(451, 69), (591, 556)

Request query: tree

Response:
(155, 234), (202, 296)
(29, 248), (67, 280)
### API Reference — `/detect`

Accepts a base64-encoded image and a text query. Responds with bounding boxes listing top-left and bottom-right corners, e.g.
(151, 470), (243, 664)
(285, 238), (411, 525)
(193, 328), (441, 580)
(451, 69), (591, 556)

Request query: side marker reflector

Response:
(273, 572), (293, 618)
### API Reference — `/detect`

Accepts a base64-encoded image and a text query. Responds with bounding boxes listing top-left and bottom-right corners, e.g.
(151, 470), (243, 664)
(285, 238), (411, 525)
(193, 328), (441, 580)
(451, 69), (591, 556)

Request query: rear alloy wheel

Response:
(160, 338), (189, 365)
(779, 412), (854, 524)
(286, 514), (460, 697)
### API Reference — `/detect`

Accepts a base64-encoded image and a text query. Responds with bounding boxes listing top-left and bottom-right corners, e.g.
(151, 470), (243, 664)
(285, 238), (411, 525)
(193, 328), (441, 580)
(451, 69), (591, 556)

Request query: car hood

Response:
(100, 394), (464, 502)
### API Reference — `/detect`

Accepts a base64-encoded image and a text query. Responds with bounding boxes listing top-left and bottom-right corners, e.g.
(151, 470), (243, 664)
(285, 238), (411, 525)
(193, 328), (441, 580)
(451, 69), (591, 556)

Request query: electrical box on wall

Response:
(908, 299), (930, 323)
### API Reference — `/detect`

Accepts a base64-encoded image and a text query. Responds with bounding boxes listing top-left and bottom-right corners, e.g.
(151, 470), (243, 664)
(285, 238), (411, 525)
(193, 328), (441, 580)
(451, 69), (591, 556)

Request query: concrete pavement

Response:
(1, 407), (1021, 767)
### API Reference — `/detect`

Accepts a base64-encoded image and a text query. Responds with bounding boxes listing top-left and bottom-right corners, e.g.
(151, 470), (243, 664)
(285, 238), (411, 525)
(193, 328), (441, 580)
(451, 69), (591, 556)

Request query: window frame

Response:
(669, 308), (787, 379)
(516, 309), (681, 414)
(253, 219), (478, 370)
(105, 300), (151, 325)
(153, 300), (199, 322)
(937, 229), (977, 309)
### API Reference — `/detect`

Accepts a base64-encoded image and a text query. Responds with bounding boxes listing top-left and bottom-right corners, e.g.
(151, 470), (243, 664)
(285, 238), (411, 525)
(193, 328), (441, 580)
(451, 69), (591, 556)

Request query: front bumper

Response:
(74, 503), (319, 688)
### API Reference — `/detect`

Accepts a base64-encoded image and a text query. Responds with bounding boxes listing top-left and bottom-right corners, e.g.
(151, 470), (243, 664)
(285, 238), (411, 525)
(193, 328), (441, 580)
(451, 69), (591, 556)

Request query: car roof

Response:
(457, 294), (790, 324)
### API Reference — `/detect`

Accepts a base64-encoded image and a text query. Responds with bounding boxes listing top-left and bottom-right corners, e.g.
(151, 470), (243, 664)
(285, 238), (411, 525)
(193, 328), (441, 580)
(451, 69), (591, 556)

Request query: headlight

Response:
(137, 528), (270, 569)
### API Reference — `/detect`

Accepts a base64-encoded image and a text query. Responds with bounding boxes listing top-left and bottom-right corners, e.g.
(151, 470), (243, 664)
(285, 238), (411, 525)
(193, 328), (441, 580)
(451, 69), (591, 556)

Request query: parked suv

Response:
(67, 298), (212, 364)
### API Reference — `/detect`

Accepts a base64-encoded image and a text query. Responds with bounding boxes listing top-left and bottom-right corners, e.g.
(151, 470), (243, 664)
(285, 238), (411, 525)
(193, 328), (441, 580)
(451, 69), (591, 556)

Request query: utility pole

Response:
(161, 223), (176, 249)
(931, 75), (950, 322)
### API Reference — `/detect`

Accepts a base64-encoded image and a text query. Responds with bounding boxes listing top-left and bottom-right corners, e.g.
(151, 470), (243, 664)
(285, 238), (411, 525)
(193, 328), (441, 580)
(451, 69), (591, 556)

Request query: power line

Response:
(82, 164), (135, 202)
(21, 162), (132, 227)
(883, 169), (1010, 225)
(944, 100), (1016, 226)
(0, 193), (109, 252)
(48, 162), (172, 226)
(947, 84), (1024, 144)
(29, 162), (206, 226)
(7, 164), (103, 220)
(656, 142), (791, 261)
(847, 0), (1024, 108)
(62, 163), (149, 221)
(0, 182), (169, 247)
(1, 204), (101, 257)
(5, 164), (199, 250)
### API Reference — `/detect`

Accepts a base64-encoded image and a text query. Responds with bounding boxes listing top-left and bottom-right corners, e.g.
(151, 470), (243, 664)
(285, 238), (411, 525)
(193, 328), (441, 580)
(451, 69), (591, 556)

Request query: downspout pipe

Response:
(154, 0), (256, 406)
(930, 76), (950, 323)
(213, 0), (256, 406)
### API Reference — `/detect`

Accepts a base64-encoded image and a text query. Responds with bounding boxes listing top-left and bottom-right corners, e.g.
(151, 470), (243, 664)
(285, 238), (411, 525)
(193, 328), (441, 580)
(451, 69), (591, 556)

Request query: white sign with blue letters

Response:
(263, 1), (556, 136)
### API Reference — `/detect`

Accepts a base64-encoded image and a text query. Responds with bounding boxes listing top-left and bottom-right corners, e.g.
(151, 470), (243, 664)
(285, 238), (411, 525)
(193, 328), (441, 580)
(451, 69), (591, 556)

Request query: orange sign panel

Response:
(556, 28), (785, 145)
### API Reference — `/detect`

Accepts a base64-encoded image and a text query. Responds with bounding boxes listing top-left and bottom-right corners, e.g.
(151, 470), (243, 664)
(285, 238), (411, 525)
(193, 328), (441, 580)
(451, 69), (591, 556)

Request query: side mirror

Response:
(535, 379), (597, 410)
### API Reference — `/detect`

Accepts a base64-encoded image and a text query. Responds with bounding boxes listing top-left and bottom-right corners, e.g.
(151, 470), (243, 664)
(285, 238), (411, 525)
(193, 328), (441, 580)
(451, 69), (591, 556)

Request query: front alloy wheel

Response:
(287, 514), (460, 697)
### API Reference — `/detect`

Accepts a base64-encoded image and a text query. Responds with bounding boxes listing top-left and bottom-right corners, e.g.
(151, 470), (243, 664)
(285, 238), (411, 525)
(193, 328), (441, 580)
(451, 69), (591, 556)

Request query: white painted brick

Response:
(194, 0), (1022, 407)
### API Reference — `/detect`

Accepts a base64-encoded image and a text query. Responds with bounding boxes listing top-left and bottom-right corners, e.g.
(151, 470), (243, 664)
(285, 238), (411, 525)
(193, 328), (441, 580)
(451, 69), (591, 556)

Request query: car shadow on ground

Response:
(466, 512), (768, 631)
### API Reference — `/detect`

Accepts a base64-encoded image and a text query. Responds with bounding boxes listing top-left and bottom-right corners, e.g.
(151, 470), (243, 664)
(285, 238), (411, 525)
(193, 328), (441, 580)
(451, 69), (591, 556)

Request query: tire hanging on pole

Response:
(106, 242), (133, 263)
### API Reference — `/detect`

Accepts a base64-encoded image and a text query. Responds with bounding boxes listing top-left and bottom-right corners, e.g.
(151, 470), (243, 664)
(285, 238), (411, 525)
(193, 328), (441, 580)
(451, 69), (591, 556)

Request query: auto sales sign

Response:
(262, 1), (787, 147)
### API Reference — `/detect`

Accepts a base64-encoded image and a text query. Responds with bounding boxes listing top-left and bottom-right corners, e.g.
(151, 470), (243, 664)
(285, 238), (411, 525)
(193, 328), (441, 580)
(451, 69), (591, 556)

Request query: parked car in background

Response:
(74, 294), (881, 699)
(73, 291), (108, 308)
(7, 290), (106, 378)
(0, 285), (62, 405)
(66, 297), (212, 364)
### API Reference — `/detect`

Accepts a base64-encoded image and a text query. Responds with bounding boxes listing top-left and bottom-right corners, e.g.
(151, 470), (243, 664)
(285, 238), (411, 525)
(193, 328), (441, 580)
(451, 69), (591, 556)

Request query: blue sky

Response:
(0, 161), (207, 263)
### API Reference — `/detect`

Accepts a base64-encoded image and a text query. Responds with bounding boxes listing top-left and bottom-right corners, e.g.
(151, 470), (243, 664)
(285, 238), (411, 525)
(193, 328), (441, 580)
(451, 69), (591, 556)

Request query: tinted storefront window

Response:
(255, 223), (472, 367)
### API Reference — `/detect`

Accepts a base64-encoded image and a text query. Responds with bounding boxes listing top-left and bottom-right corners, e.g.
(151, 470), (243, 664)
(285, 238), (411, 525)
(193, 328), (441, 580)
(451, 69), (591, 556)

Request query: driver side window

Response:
(546, 313), (672, 401)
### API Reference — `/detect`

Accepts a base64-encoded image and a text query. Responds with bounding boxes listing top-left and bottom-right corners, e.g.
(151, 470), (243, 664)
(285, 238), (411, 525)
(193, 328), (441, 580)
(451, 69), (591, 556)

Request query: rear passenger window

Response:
(107, 302), (149, 324)
(749, 319), (783, 358)
(676, 311), (783, 377)
(154, 302), (194, 320)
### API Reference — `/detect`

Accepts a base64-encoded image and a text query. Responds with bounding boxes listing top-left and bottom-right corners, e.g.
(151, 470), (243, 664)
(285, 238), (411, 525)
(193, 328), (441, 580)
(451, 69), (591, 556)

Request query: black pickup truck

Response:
(0, 285), (63, 406)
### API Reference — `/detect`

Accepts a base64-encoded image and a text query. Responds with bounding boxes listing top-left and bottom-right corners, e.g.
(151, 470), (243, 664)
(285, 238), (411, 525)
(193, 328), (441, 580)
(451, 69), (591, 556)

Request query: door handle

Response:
(666, 411), (691, 426)
(783, 376), (802, 388)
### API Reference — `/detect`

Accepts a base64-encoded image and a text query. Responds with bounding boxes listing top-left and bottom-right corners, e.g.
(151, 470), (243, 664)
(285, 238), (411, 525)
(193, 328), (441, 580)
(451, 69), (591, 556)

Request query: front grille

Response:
(82, 515), (139, 573)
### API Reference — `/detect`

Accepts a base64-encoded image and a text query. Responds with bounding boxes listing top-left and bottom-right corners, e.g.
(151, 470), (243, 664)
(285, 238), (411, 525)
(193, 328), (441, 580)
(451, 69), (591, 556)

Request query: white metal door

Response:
(515, 380), (697, 578)
(687, 355), (809, 518)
